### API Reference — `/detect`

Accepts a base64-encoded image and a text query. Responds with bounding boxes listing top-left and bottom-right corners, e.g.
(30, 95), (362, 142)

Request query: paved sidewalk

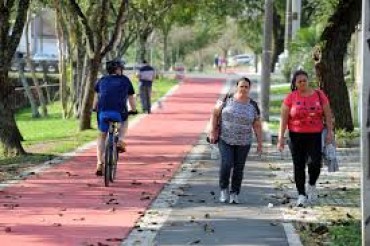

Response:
(123, 138), (290, 246)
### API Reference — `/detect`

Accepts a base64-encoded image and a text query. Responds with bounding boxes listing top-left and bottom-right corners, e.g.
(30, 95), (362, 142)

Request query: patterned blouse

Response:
(220, 98), (260, 146)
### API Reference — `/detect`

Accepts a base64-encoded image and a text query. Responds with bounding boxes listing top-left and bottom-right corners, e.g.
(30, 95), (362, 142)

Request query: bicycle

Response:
(103, 110), (137, 187)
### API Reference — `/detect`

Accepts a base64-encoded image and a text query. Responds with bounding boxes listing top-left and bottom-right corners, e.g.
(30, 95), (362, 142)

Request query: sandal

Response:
(95, 163), (103, 176)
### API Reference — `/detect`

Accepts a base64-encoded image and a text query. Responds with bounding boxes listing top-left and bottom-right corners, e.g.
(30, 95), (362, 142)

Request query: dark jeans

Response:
(139, 84), (152, 113)
(289, 132), (322, 196)
(218, 139), (251, 194)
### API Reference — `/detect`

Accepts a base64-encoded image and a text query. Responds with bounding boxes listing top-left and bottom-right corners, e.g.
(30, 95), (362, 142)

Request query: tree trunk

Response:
(41, 61), (51, 103)
(138, 29), (152, 62)
(0, 73), (26, 156)
(0, 0), (30, 156)
(55, 0), (69, 119)
(25, 11), (48, 117)
(163, 31), (170, 71)
(16, 58), (40, 118)
(316, 0), (361, 131)
(76, 52), (89, 118)
(79, 57), (100, 130)
(254, 52), (258, 73)
(271, 5), (285, 73)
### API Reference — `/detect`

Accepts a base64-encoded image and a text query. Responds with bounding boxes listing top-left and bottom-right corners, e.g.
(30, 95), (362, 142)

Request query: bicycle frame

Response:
(104, 120), (120, 187)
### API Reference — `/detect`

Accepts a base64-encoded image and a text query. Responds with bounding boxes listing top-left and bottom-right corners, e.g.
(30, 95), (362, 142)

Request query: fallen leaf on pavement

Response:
(140, 196), (151, 200)
(131, 180), (142, 185)
(188, 239), (201, 245)
(346, 213), (354, 219)
(106, 238), (123, 242)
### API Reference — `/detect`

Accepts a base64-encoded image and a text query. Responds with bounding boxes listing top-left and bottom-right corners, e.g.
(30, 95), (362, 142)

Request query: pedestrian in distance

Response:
(137, 60), (156, 114)
(277, 69), (333, 207)
(214, 54), (219, 70)
(92, 59), (138, 176)
(208, 77), (263, 204)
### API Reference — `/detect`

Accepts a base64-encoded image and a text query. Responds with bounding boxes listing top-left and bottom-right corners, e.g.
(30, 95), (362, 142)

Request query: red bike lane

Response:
(0, 77), (224, 246)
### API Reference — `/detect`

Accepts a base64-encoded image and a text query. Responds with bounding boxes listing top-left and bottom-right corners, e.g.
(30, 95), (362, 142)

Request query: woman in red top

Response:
(277, 70), (333, 207)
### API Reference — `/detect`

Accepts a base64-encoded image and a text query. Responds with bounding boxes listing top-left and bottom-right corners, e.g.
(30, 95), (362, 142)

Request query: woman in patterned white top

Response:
(208, 77), (263, 204)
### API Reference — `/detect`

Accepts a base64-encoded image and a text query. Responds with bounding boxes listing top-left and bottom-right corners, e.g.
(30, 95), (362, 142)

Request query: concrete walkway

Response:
(123, 138), (291, 246)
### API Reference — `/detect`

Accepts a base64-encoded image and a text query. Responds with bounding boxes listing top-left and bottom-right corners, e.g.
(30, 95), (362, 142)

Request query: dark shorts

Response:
(97, 111), (127, 133)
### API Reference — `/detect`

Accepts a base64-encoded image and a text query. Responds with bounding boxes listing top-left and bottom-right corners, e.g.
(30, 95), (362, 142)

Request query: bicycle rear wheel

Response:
(110, 143), (118, 182)
(104, 133), (114, 187)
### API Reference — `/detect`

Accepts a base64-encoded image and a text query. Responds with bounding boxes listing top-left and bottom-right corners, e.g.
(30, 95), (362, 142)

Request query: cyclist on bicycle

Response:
(93, 58), (137, 176)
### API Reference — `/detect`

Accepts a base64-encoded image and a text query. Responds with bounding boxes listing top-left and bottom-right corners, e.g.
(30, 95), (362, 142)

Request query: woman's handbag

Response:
(316, 90), (339, 172)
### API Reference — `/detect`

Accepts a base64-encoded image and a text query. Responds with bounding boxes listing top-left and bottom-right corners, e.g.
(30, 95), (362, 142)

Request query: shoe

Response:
(219, 189), (229, 203)
(296, 195), (306, 207)
(229, 193), (239, 204)
(117, 140), (126, 153)
(95, 163), (103, 176)
(307, 185), (318, 203)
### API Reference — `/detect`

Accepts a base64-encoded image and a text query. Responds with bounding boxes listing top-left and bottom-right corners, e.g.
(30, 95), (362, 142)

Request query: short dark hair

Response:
(291, 70), (308, 91)
(237, 77), (251, 86)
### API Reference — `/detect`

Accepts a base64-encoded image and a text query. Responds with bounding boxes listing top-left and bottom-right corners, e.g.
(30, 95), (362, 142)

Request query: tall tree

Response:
(0, 0), (30, 156)
(314, 0), (361, 131)
(67, 0), (129, 130)
(131, 0), (173, 62)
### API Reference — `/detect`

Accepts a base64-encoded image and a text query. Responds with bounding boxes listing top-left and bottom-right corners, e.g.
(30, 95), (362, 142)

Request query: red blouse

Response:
(283, 90), (329, 133)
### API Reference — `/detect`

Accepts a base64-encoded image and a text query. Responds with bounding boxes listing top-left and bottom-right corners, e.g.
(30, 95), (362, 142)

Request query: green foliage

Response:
(282, 26), (321, 81)
(329, 220), (361, 246)
(270, 85), (290, 95)
(302, 0), (339, 27)
(335, 128), (360, 140)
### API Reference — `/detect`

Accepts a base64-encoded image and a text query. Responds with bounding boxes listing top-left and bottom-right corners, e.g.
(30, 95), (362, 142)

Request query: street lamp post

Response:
(362, 0), (370, 244)
(291, 0), (301, 39)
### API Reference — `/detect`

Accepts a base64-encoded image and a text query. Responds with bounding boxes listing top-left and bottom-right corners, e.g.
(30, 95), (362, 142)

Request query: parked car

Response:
(172, 63), (185, 72)
(228, 54), (253, 67)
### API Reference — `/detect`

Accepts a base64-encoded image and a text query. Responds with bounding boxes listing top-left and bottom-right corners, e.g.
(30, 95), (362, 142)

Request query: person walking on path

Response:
(137, 59), (156, 114)
(93, 58), (137, 176)
(277, 69), (333, 207)
(208, 77), (263, 204)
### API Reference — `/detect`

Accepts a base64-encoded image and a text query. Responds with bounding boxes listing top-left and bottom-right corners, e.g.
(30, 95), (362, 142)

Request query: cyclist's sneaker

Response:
(95, 163), (103, 176)
(117, 140), (126, 153)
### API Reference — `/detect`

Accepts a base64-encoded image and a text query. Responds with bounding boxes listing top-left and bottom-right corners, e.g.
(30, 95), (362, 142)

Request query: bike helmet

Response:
(106, 58), (125, 74)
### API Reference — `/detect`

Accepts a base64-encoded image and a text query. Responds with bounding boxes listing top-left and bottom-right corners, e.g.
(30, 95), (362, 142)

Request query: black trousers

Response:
(289, 132), (322, 196)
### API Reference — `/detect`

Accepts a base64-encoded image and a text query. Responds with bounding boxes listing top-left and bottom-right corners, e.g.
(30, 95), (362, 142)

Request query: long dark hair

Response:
(290, 70), (308, 91)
